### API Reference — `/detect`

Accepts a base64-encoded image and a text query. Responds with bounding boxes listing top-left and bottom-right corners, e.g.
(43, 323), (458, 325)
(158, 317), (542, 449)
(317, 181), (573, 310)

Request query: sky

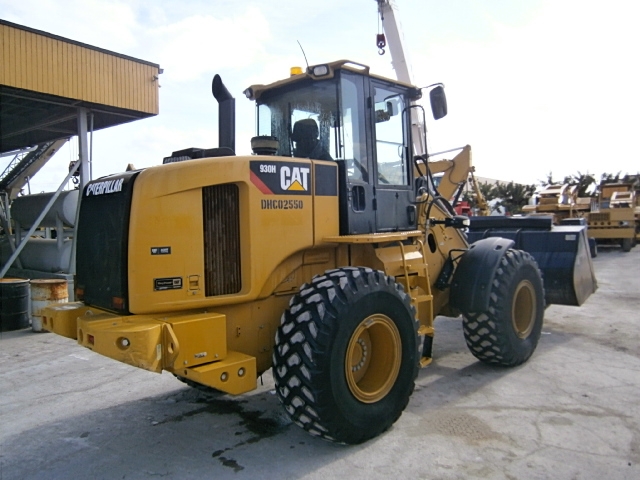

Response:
(1, 0), (639, 193)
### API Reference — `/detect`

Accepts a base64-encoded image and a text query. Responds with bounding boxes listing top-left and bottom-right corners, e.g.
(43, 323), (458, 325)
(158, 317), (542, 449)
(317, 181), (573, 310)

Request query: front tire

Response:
(462, 249), (544, 367)
(273, 267), (419, 444)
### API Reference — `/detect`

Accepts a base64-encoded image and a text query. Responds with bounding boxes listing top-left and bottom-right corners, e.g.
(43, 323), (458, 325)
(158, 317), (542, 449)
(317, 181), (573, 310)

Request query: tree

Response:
(600, 172), (622, 184)
(538, 171), (597, 197)
(478, 181), (497, 202)
(461, 180), (498, 212)
(539, 171), (556, 187)
(564, 171), (597, 197)
(493, 181), (537, 215)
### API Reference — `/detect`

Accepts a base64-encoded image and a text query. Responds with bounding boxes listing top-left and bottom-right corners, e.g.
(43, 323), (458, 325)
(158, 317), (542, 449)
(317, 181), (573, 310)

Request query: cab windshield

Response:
(257, 77), (339, 160)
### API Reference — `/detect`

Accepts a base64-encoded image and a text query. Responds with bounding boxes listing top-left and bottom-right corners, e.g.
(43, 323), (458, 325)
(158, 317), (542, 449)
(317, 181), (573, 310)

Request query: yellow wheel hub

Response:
(512, 280), (536, 338)
(345, 314), (401, 403)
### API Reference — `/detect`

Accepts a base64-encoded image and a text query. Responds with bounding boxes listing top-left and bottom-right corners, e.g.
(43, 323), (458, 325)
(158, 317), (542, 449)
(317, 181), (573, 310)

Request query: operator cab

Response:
(244, 60), (446, 235)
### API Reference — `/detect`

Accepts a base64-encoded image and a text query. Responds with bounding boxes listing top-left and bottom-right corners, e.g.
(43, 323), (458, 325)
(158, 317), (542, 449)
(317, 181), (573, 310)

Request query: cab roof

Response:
(243, 59), (421, 102)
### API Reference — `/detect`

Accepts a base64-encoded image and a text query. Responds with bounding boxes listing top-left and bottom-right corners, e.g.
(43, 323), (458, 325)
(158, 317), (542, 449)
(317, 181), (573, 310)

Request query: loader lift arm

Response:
(415, 145), (490, 216)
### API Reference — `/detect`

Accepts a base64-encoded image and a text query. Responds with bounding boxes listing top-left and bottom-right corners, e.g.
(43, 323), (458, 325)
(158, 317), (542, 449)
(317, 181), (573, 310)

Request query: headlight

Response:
(311, 64), (329, 76)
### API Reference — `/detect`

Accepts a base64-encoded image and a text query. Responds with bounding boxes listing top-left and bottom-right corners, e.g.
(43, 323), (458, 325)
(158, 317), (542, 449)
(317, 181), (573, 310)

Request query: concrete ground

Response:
(1, 246), (639, 480)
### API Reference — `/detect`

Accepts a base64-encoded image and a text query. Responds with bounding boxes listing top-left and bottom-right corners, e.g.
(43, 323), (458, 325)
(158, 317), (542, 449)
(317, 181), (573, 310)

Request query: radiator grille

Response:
(589, 212), (610, 222)
(203, 184), (241, 296)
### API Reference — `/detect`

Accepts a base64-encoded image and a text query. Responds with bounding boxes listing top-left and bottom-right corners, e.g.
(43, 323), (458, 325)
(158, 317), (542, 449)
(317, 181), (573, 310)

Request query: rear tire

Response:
(273, 267), (419, 444)
(462, 249), (544, 367)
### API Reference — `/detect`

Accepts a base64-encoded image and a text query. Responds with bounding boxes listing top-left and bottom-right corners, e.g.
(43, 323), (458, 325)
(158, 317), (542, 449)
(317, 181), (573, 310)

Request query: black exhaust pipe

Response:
(212, 74), (235, 153)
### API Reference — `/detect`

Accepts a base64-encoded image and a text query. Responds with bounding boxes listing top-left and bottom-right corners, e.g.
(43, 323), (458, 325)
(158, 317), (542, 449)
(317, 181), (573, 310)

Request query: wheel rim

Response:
(345, 313), (401, 404)
(512, 280), (536, 338)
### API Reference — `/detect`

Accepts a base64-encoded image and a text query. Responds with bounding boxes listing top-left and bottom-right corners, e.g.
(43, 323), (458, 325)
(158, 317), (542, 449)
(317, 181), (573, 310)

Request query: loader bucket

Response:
(466, 216), (597, 306)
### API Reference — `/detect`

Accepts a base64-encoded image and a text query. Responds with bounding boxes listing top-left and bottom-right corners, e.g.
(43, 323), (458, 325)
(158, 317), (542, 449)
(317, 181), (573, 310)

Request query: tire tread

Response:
(273, 267), (418, 444)
(462, 249), (544, 367)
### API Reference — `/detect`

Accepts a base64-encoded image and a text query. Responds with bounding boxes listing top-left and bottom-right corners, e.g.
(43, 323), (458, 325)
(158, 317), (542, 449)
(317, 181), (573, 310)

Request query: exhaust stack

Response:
(212, 74), (235, 153)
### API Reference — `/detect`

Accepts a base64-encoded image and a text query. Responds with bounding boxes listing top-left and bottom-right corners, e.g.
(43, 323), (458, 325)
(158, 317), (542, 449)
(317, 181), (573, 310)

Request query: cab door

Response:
(370, 80), (416, 232)
(336, 71), (377, 234)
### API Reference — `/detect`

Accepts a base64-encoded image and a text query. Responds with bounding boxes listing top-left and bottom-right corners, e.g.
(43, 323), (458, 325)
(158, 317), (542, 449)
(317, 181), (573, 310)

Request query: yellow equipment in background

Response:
(525, 181), (636, 252)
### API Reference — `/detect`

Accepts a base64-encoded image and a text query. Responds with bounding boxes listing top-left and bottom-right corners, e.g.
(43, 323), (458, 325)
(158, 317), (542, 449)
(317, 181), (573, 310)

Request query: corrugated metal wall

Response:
(0, 22), (159, 114)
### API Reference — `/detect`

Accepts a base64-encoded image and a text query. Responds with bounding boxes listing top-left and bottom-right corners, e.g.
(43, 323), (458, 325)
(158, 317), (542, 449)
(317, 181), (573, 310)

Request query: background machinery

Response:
(42, 60), (596, 444)
(587, 181), (636, 252)
(524, 180), (636, 253)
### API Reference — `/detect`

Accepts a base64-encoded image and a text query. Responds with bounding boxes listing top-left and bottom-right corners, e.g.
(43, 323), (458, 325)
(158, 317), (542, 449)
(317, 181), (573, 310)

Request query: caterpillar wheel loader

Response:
(43, 60), (596, 444)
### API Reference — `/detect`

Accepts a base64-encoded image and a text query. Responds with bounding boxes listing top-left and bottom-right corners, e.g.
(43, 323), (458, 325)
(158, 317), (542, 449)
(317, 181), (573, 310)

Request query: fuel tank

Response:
(10, 190), (78, 228)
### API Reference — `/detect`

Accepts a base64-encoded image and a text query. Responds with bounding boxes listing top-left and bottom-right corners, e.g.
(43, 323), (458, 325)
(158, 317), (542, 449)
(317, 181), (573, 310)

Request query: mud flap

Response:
(466, 216), (597, 306)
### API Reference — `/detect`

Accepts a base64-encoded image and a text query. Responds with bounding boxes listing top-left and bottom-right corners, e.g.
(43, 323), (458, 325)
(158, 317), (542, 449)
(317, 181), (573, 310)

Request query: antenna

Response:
(297, 40), (310, 70)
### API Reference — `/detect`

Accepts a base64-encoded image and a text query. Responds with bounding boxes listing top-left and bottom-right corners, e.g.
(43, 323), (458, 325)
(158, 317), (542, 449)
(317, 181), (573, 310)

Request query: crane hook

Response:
(376, 33), (386, 55)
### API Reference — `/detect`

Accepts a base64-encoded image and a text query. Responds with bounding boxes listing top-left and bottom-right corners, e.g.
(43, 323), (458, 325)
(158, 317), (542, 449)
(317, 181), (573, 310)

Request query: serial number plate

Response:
(154, 277), (183, 291)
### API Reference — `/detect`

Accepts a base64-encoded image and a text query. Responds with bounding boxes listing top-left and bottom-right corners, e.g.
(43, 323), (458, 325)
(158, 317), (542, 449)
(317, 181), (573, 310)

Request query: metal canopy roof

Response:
(0, 20), (161, 154)
(0, 85), (153, 152)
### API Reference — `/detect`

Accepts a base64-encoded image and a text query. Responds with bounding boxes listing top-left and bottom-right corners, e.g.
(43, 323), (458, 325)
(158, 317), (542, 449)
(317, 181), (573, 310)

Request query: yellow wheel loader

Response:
(587, 182), (636, 252)
(43, 60), (596, 444)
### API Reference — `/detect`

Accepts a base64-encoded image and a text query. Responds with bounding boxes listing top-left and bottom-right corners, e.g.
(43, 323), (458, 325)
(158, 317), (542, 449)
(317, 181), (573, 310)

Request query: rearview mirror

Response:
(375, 98), (400, 123)
(430, 85), (448, 120)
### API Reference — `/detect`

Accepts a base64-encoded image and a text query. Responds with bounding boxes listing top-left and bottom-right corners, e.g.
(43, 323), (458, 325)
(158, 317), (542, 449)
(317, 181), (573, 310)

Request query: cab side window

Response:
(337, 73), (369, 183)
(372, 84), (408, 186)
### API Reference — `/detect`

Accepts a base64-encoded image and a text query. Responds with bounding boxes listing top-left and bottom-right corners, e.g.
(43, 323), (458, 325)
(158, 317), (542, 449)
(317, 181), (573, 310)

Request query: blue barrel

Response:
(1, 278), (30, 331)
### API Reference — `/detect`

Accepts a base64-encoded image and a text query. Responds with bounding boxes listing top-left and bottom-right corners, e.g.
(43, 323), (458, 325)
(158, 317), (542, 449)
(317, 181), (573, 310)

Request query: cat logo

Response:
(249, 160), (311, 196)
(280, 166), (310, 192)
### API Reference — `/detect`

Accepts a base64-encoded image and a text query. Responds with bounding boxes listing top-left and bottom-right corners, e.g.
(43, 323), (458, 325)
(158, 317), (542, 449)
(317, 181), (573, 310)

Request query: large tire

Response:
(621, 237), (632, 252)
(462, 249), (544, 367)
(273, 267), (419, 444)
